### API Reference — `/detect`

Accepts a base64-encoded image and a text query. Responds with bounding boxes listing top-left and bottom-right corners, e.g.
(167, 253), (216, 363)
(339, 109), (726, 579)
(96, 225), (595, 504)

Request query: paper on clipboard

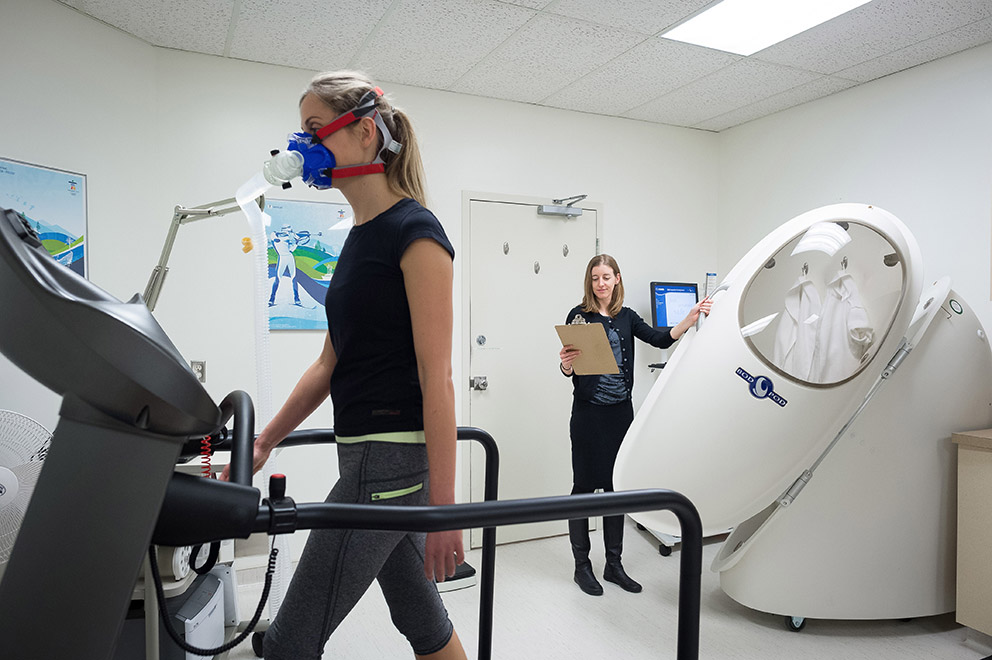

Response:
(556, 323), (620, 375)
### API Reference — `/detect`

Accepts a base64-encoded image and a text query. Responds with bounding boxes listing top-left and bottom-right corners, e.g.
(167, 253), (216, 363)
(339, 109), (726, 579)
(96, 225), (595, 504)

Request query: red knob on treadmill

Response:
(270, 473), (286, 500)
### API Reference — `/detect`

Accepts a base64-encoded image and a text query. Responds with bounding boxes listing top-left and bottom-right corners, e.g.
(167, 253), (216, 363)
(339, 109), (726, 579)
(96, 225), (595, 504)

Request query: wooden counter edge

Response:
(952, 428), (992, 451)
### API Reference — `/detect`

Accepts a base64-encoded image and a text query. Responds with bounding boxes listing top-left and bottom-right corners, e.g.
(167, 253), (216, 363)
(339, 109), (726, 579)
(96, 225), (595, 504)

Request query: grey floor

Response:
(223, 518), (992, 659)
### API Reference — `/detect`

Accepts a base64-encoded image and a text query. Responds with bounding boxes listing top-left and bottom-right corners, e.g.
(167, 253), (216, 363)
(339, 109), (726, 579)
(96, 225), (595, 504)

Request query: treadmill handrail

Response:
(173, 426), (700, 659)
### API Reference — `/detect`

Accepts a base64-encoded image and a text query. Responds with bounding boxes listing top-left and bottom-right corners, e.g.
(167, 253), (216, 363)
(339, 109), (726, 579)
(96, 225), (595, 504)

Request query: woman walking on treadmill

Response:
(222, 70), (466, 659)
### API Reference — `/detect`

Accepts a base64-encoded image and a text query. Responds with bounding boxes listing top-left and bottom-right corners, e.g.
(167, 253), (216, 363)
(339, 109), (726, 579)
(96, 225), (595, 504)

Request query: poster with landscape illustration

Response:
(264, 198), (352, 330)
(0, 157), (87, 277)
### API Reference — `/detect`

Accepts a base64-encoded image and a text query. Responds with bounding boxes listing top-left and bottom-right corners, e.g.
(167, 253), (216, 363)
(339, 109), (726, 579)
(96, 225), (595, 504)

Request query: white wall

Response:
(148, 47), (720, 417)
(0, 0), (718, 504)
(0, 0), (158, 431)
(7, 0), (991, 495)
(717, 41), (992, 333)
(4, 0), (992, 565)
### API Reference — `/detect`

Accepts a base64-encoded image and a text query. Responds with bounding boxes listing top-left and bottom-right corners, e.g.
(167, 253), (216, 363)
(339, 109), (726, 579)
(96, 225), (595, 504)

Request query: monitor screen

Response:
(650, 281), (698, 329)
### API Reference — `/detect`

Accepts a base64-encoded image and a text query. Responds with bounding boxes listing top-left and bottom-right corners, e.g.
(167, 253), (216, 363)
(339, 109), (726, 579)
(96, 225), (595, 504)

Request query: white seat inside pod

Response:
(614, 204), (922, 538)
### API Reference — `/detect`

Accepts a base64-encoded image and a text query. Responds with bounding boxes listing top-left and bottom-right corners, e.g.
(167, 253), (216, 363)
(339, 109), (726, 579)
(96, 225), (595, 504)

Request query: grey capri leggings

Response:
(262, 441), (455, 659)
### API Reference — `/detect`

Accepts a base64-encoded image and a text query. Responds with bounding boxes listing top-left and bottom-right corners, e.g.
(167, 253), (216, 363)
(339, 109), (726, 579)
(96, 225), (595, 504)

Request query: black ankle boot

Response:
(569, 518), (603, 596)
(603, 515), (642, 593)
(574, 562), (604, 596)
(603, 561), (642, 593)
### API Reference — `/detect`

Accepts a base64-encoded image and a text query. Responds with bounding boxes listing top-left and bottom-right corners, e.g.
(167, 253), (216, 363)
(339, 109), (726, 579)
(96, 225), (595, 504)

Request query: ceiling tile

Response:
(352, 0), (536, 89)
(227, 0), (392, 71)
(501, 0), (554, 8)
(753, 0), (992, 75)
(62, 0), (232, 54)
(449, 13), (644, 103)
(835, 16), (992, 82)
(693, 76), (860, 132)
(55, 0), (992, 132)
(938, 0), (992, 20)
(623, 58), (821, 127)
(541, 38), (740, 116)
(547, 0), (713, 36)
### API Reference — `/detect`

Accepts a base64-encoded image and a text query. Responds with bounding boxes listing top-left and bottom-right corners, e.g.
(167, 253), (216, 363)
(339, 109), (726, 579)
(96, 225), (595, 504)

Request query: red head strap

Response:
(312, 87), (401, 179)
(314, 88), (384, 141)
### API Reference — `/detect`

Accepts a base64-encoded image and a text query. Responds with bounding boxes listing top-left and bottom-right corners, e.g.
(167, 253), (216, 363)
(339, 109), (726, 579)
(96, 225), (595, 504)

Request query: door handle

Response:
(470, 376), (489, 391)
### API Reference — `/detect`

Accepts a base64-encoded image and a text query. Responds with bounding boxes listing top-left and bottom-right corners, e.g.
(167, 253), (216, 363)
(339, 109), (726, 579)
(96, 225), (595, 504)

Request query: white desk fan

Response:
(0, 410), (51, 575)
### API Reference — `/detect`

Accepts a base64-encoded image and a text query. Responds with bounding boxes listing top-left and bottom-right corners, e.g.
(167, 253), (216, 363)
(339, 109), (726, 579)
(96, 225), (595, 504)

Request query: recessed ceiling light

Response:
(662, 0), (873, 56)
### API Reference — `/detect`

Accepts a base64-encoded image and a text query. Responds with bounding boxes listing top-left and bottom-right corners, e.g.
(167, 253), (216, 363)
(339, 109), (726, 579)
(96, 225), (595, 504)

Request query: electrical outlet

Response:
(191, 360), (206, 383)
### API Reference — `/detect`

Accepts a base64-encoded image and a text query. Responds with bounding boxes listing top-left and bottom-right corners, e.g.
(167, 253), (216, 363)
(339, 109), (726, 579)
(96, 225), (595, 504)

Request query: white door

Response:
(464, 194), (599, 546)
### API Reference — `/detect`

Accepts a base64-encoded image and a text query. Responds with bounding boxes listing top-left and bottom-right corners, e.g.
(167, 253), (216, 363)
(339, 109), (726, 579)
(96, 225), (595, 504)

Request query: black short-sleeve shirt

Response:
(324, 198), (454, 436)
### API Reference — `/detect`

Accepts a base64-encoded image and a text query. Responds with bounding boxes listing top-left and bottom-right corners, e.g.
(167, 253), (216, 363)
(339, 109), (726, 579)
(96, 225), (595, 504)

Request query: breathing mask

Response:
(269, 87), (403, 190)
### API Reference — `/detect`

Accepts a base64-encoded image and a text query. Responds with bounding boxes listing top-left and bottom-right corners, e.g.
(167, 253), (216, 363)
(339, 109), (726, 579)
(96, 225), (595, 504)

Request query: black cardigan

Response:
(562, 305), (676, 402)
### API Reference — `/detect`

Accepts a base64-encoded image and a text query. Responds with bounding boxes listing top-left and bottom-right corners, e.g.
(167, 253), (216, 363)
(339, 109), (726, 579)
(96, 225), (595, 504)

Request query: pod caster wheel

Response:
(785, 616), (806, 632)
(659, 544), (672, 557)
(252, 631), (265, 657)
(636, 523), (646, 531)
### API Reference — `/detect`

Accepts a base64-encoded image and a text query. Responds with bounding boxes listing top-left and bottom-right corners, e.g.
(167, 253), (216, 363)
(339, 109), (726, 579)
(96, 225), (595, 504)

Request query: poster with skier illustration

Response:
(264, 198), (352, 330)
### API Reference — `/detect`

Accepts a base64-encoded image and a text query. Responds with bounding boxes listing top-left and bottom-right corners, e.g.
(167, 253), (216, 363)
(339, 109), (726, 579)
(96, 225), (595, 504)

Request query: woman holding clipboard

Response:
(558, 254), (710, 596)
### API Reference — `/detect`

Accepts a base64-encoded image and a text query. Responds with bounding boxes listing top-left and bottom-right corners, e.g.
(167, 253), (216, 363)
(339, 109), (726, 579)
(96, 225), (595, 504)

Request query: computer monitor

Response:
(650, 281), (698, 329)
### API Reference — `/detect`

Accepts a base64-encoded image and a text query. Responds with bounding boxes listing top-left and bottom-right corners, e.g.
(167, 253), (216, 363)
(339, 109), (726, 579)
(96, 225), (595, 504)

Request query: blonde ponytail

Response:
(381, 107), (427, 207)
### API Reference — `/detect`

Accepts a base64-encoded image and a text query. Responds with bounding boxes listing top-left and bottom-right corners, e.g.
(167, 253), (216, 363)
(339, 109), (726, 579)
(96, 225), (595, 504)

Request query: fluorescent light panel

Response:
(662, 0), (873, 56)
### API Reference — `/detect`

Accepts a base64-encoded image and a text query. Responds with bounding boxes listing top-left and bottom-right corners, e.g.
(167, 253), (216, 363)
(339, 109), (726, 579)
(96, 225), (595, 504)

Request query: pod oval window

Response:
(738, 221), (905, 387)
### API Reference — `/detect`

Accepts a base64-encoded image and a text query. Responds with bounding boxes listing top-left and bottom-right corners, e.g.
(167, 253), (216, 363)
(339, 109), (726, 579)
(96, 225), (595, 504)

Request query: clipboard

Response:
(556, 323), (620, 376)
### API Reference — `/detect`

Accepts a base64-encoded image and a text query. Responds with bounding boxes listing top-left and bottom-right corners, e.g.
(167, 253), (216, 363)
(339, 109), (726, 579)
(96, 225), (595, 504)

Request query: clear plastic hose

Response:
(235, 172), (292, 617)
(234, 174), (275, 428)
